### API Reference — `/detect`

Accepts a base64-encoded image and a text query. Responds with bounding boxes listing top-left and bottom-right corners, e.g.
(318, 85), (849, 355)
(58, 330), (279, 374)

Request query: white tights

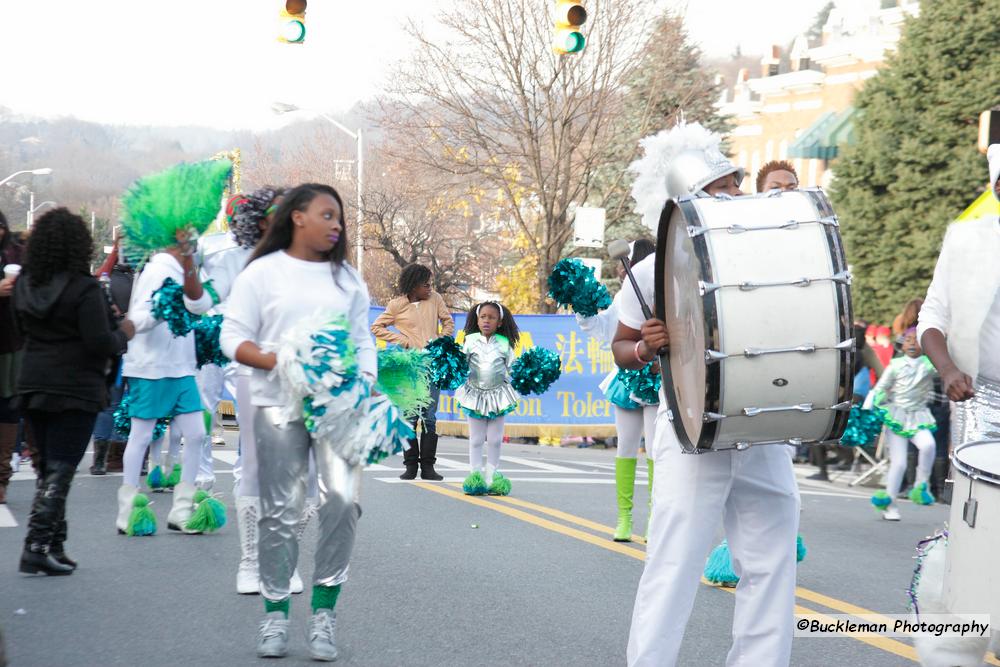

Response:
(123, 411), (205, 488)
(614, 405), (658, 459)
(884, 429), (935, 500)
(468, 417), (505, 475)
(148, 424), (183, 469)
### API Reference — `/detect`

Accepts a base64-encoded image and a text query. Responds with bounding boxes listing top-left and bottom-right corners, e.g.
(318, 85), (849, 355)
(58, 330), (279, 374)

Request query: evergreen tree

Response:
(831, 0), (1000, 324)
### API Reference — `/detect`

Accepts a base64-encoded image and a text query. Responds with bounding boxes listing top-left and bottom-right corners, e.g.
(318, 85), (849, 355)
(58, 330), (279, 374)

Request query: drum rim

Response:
(951, 439), (1000, 486)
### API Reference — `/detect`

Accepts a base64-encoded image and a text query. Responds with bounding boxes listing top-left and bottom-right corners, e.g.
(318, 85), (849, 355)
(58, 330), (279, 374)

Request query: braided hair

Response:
(464, 301), (520, 347)
(231, 186), (284, 249)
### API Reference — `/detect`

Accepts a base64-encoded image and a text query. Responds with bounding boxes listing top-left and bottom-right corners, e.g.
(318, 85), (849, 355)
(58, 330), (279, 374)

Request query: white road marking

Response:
(376, 476), (643, 485)
(0, 504), (18, 528)
(212, 451), (239, 465)
(499, 456), (583, 473)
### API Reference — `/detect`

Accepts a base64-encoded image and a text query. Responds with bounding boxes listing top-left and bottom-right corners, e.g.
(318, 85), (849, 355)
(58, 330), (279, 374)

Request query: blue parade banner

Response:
(368, 307), (616, 437)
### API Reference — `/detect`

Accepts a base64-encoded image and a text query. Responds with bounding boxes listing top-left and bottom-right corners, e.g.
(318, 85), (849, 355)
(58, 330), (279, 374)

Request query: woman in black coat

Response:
(13, 208), (135, 575)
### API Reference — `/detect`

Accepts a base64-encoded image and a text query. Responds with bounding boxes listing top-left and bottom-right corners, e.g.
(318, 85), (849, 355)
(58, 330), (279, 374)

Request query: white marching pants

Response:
(627, 412), (800, 667)
(884, 429), (935, 499)
(195, 364), (228, 484)
(614, 405), (658, 459)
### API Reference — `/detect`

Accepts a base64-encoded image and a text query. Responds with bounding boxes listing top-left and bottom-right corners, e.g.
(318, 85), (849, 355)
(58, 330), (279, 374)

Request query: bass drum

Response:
(654, 188), (854, 453)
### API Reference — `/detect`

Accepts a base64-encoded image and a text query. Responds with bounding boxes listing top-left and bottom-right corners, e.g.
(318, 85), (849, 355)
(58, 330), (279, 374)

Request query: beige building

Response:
(717, 0), (919, 192)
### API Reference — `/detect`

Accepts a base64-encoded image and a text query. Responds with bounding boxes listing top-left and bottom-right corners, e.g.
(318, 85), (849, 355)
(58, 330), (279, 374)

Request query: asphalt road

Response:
(0, 435), (961, 666)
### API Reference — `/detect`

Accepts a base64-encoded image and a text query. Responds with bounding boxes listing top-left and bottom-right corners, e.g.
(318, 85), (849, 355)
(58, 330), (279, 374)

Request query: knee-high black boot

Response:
(19, 461), (76, 576)
(420, 432), (443, 481)
(399, 436), (419, 480)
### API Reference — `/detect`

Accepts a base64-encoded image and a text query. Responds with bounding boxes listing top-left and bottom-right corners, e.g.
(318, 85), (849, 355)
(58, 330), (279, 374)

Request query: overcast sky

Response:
(1, 0), (838, 130)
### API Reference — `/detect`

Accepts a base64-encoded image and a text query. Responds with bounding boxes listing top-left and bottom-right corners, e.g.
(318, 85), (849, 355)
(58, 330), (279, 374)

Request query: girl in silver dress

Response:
(454, 301), (520, 496)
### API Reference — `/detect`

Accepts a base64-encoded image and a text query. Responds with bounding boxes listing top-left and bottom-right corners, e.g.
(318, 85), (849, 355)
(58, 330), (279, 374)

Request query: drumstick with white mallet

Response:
(608, 239), (667, 357)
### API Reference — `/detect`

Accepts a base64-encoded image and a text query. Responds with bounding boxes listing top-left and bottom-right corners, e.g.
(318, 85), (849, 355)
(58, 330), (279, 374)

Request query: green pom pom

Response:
(376, 347), (432, 417)
(193, 314), (229, 368)
(487, 471), (512, 496)
(703, 540), (739, 586)
(120, 159), (233, 254)
(151, 278), (200, 337)
(547, 258), (612, 317)
(186, 490), (227, 533)
(164, 464), (181, 489)
(462, 470), (488, 496)
(147, 465), (165, 490)
(908, 482), (935, 506)
(126, 493), (157, 536)
(871, 490), (892, 509)
(510, 347), (562, 395)
(618, 363), (661, 405)
(796, 534), (807, 562)
(425, 336), (469, 390)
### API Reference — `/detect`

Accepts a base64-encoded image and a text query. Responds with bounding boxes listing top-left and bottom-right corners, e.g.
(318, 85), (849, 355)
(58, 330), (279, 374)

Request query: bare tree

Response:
(380, 0), (650, 311)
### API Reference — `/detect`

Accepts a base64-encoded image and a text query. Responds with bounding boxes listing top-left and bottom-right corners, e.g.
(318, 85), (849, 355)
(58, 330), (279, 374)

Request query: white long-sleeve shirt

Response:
(121, 252), (215, 379)
(917, 216), (1000, 380)
(197, 232), (252, 315)
(220, 251), (377, 407)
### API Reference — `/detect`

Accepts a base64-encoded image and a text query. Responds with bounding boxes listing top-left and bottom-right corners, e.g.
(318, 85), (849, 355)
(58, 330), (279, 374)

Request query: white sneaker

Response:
(237, 560), (259, 594)
(306, 610), (338, 662)
(883, 505), (901, 521)
(290, 568), (304, 594)
(256, 612), (290, 658)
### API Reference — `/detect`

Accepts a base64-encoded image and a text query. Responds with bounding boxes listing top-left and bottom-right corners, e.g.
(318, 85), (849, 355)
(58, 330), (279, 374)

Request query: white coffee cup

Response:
(3, 264), (21, 279)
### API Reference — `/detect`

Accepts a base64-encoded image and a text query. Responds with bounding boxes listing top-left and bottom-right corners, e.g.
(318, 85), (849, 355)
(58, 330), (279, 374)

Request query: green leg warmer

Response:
(614, 457), (637, 542)
(265, 597), (290, 618)
(312, 584), (342, 613)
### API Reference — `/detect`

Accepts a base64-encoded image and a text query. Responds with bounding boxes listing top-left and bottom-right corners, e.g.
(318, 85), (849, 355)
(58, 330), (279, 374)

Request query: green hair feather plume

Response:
(120, 160), (232, 254)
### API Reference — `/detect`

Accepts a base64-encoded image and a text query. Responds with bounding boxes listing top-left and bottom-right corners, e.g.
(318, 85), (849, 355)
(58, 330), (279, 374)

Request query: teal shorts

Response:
(126, 376), (202, 420)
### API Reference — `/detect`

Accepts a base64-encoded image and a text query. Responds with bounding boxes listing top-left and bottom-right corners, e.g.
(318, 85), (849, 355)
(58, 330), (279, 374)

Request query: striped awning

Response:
(788, 107), (858, 160)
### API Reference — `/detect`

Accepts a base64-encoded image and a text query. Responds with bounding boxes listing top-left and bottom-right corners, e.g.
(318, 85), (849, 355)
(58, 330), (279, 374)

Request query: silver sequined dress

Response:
(865, 355), (938, 437)
(454, 333), (520, 419)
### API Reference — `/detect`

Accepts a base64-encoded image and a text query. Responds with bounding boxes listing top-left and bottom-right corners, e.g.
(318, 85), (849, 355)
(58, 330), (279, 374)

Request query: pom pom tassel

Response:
(425, 336), (468, 391)
(703, 540), (739, 587)
(796, 534), (807, 562)
(871, 490), (892, 509)
(487, 471), (512, 496)
(147, 465), (165, 490)
(164, 464), (182, 489)
(186, 490), (227, 533)
(547, 258), (612, 317)
(376, 347), (432, 418)
(619, 363), (661, 405)
(151, 278), (200, 337)
(510, 347), (562, 395)
(126, 494), (157, 536)
(463, 470), (489, 496)
(193, 314), (229, 368)
(840, 406), (884, 447)
(908, 482), (935, 506)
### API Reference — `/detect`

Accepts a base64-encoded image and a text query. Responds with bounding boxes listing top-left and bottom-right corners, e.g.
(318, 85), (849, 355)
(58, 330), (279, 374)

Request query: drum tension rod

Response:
(699, 270), (851, 295)
(686, 216), (838, 237)
(708, 401), (851, 421)
(704, 338), (854, 363)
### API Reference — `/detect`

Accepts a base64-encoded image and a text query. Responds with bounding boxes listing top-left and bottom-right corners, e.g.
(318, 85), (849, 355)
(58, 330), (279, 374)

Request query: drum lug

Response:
(832, 270), (852, 285)
(687, 225), (709, 238)
(835, 338), (855, 351)
(705, 350), (727, 363)
(818, 215), (840, 227)
(703, 411), (727, 422)
(831, 401), (852, 411)
(698, 281), (721, 295)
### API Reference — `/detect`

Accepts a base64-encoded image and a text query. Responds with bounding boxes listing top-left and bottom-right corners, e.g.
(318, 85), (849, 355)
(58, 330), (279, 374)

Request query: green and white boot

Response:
(487, 470), (512, 496)
(463, 470), (488, 496)
(614, 457), (637, 542)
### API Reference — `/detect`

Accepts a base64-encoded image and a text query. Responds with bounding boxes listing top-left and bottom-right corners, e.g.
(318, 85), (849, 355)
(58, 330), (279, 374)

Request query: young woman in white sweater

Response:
(220, 183), (375, 661)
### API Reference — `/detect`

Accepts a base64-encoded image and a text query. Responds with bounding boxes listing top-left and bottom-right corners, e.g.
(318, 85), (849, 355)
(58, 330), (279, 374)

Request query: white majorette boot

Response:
(236, 496), (260, 594)
(116, 484), (138, 534)
(167, 481), (200, 533)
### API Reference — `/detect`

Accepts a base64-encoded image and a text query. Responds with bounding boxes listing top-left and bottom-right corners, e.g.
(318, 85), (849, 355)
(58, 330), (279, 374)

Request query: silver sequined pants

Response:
(951, 376), (1000, 445)
(255, 407), (361, 601)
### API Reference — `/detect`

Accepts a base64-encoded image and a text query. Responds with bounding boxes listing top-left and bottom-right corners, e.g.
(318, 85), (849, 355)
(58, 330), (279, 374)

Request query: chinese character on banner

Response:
(556, 331), (584, 374)
(586, 336), (614, 375)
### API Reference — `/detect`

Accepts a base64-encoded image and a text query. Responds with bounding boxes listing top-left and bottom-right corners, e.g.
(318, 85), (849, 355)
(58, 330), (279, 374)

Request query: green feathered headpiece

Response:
(120, 159), (232, 254)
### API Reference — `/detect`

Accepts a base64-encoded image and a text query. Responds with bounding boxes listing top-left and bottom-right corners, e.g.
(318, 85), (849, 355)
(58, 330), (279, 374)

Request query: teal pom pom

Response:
(152, 418), (170, 442)
(510, 347), (562, 395)
(547, 258), (612, 317)
(147, 465), (165, 490)
(871, 490), (892, 509)
(126, 494), (157, 536)
(120, 159), (233, 254)
(425, 336), (468, 390)
(908, 482), (935, 506)
(796, 534), (807, 562)
(703, 540), (739, 586)
(840, 406), (884, 447)
(186, 490), (227, 533)
(618, 363), (661, 405)
(487, 471), (512, 496)
(463, 470), (489, 496)
(193, 314), (229, 368)
(376, 347), (432, 417)
(113, 392), (132, 437)
(151, 278), (200, 337)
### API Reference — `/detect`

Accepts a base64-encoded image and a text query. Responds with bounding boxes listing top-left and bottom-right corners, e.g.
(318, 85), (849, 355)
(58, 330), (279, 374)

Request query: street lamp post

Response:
(27, 193), (56, 229)
(272, 102), (365, 278)
(0, 167), (52, 189)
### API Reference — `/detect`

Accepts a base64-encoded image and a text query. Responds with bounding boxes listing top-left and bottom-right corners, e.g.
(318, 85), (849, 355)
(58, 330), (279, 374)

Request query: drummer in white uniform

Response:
(615, 122), (801, 666)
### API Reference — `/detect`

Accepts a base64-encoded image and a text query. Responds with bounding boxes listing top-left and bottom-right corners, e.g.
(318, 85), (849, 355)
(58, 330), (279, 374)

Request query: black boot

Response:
(90, 439), (109, 476)
(399, 437), (419, 480)
(50, 519), (77, 570)
(420, 432), (444, 481)
(19, 461), (76, 576)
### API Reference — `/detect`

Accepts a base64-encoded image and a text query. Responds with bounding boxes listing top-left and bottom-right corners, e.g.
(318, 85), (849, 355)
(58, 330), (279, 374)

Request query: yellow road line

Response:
(412, 481), (1000, 665)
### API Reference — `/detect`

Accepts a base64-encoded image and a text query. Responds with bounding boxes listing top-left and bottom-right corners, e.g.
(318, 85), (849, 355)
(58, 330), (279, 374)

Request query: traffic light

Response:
(553, 1), (587, 55)
(278, 0), (307, 44)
